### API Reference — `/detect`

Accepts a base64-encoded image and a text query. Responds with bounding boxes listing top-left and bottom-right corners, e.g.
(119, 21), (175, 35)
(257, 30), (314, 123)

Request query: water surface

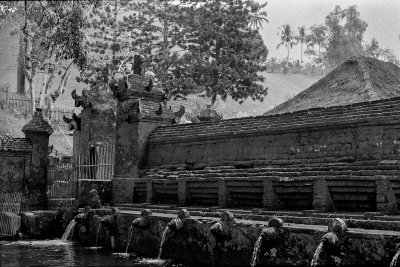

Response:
(0, 240), (183, 267)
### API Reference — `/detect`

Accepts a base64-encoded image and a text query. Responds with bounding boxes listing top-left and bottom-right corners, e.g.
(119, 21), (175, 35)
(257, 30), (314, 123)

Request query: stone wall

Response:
(72, 209), (400, 267)
(147, 97), (400, 168)
(73, 106), (116, 160)
(0, 151), (31, 194)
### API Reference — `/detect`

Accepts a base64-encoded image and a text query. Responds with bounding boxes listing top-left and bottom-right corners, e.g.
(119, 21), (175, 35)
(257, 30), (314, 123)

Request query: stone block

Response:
(218, 179), (229, 207)
(263, 179), (279, 210)
(145, 180), (154, 203)
(177, 179), (188, 206)
(376, 176), (398, 214)
(313, 178), (335, 212)
(112, 177), (135, 204)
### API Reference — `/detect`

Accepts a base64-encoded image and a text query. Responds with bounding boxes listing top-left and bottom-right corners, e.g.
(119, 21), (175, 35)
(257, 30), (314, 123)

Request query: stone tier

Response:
(134, 164), (400, 212)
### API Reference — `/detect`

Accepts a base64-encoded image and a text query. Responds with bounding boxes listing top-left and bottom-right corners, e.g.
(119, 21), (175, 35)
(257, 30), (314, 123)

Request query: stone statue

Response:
(87, 189), (101, 209)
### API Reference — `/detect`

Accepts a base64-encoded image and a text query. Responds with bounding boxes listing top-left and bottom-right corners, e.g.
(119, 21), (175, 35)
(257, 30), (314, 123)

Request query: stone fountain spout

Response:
(100, 207), (119, 234)
(131, 209), (152, 229)
(250, 217), (284, 267)
(158, 209), (191, 259)
(310, 218), (347, 267)
(260, 217), (283, 242)
(167, 209), (190, 232)
(211, 211), (236, 239)
(99, 207), (120, 250)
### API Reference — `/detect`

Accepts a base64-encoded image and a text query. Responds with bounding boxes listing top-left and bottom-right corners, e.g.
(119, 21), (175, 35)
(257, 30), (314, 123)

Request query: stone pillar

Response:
(145, 179), (154, 203)
(177, 179), (188, 206)
(376, 176), (398, 214)
(218, 179), (228, 207)
(111, 70), (175, 204)
(263, 179), (279, 210)
(313, 178), (334, 212)
(22, 108), (53, 208)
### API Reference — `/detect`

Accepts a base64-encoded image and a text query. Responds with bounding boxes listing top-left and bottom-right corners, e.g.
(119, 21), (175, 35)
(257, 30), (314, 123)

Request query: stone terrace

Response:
(134, 96), (400, 213)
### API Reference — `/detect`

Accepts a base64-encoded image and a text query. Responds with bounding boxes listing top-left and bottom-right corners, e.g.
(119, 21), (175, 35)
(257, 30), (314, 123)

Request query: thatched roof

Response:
(264, 57), (400, 115)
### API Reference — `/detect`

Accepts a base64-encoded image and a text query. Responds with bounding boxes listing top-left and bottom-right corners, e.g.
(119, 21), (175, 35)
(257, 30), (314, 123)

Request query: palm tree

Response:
(247, 1), (268, 29)
(277, 24), (295, 73)
(296, 25), (306, 66)
(306, 24), (328, 56)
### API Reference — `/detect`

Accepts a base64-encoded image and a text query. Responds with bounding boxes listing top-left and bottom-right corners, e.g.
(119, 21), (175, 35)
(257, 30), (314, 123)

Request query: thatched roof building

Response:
(264, 57), (400, 115)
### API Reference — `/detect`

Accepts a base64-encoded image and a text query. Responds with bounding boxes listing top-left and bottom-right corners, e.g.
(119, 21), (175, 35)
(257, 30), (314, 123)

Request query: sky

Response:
(257, 0), (400, 61)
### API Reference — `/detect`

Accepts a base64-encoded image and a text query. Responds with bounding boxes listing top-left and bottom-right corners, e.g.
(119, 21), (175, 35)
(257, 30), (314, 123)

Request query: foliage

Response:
(1, 1), (98, 115)
(247, 1), (268, 29)
(81, 0), (269, 105)
(169, 0), (268, 104)
(324, 5), (367, 69)
(365, 38), (399, 65)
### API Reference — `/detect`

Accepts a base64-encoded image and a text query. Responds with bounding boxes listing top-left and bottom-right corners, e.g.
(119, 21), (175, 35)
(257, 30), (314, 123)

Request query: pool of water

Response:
(0, 240), (184, 267)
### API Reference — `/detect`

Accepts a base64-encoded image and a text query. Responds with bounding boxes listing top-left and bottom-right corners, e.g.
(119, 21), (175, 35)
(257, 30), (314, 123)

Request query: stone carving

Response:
(63, 113), (82, 131)
(71, 89), (91, 108)
(87, 189), (101, 209)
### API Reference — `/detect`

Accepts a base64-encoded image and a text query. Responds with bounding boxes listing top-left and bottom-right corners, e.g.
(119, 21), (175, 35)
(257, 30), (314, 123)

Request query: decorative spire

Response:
(22, 108), (53, 135)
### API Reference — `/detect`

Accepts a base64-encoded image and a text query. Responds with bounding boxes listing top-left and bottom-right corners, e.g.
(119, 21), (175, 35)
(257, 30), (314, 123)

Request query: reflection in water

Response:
(0, 240), (183, 267)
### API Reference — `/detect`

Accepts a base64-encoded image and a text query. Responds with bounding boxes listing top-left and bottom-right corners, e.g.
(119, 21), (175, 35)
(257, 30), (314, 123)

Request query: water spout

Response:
(390, 244), (400, 267)
(250, 235), (263, 267)
(158, 227), (170, 259)
(62, 220), (77, 241)
(250, 217), (283, 267)
(95, 224), (101, 247)
(310, 218), (347, 267)
(125, 225), (133, 254)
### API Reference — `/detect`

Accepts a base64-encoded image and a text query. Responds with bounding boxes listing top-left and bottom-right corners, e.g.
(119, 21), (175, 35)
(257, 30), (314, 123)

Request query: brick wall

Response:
(147, 97), (400, 169)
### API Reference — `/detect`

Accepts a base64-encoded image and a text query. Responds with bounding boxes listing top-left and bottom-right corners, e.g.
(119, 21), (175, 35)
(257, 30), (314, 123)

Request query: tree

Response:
(165, 0), (269, 104)
(247, 1), (268, 29)
(305, 24), (327, 57)
(295, 25), (306, 66)
(81, 0), (269, 105)
(277, 24), (295, 74)
(80, 0), (184, 90)
(324, 5), (367, 69)
(365, 38), (380, 58)
(1, 1), (97, 116)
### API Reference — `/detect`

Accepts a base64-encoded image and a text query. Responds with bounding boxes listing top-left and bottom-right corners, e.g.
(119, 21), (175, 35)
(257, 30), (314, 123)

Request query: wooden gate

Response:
(0, 192), (22, 237)
(76, 144), (115, 180)
(47, 162), (77, 198)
